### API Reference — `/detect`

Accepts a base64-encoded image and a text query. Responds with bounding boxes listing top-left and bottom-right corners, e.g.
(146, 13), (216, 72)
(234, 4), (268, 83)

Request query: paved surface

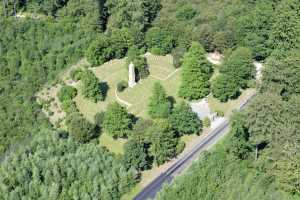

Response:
(133, 93), (256, 200)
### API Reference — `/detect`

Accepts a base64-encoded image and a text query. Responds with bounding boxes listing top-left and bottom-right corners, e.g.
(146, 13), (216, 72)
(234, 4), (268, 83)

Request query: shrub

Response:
(171, 45), (187, 68)
(65, 112), (97, 143)
(70, 68), (83, 81)
(176, 141), (186, 155)
(61, 99), (78, 113)
(57, 85), (77, 102)
(215, 110), (225, 117)
(94, 111), (105, 128)
(203, 117), (211, 128)
(117, 80), (128, 92)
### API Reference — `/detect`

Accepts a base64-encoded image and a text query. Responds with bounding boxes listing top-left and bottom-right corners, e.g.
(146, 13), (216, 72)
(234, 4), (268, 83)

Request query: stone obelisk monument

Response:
(128, 62), (136, 88)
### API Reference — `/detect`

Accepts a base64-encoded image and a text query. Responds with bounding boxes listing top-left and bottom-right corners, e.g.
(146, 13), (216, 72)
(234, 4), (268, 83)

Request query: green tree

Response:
(171, 45), (187, 68)
(57, 0), (108, 32)
(111, 28), (135, 58)
(244, 94), (285, 159)
(0, 131), (137, 199)
(261, 50), (300, 99)
(103, 102), (132, 138)
(131, 119), (154, 142)
(127, 45), (149, 79)
(85, 35), (114, 67)
(70, 68), (83, 81)
(57, 85), (77, 103)
(213, 31), (232, 53)
(145, 27), (175, 55)
(106, 0), (161, 31)
(236, 1), (273, 60)
(212, 74), (240, 102)
(228, 113), (251, 160)
(271, 0), (300, 51)
(94, 111), (105, 128)
(179, 42), (213, 100)
(275, 142), (300, 194)
(198, 24), (215, 52)
(123, 138), (150, 171)
(65, 112), (96, 143)
(169, 102), (202, 135)
(148, 120), (179, 166)
(148, 82), (171, 119)
(221, 47), (255, 88)
(81, 70), (105, 102)
(175, 4), (197, 21)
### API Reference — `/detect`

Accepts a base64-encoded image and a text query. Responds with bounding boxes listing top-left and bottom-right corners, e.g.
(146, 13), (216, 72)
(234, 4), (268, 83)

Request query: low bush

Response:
(117, 80), (128, 92)
(203, 117), (211, 128)
(58, 85), (77, 102)
(70, 68), (84, 81)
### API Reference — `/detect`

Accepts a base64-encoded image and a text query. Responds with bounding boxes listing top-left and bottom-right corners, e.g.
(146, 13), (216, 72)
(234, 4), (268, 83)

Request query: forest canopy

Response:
(0, 0), (299, 199)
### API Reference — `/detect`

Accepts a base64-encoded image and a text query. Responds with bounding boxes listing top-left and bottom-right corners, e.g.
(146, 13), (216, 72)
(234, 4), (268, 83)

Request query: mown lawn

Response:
(75, 53), (182, 120)
(99, 133), (126, 155)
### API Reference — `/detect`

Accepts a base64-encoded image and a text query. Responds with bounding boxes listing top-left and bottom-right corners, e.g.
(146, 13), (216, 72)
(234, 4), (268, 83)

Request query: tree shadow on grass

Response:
(167, 96), (176, 109)
(99, 81), (109, 101)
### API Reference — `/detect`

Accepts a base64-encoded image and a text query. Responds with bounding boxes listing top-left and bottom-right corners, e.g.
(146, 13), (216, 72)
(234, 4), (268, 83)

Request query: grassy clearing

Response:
(37, 53), (257, 199)
(119, 54), (182, 118)
(75, 58), (128, 121)
(99, 133), (126, 155)
(75, 54), (182, 120)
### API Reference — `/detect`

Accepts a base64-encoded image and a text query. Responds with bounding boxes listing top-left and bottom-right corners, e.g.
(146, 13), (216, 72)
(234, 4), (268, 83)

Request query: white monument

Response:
(128, 62), (136, 88)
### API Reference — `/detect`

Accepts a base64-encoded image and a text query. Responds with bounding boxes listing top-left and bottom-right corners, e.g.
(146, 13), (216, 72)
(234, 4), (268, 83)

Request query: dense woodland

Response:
(0, 0), (299, 199)
(156, 0), (300, 199)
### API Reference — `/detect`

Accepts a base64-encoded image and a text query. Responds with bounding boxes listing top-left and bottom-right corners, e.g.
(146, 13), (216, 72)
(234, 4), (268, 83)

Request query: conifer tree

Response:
(179, 42), (213, 100)
(148, 82), (171, 118)
(81, 70), (105, 102)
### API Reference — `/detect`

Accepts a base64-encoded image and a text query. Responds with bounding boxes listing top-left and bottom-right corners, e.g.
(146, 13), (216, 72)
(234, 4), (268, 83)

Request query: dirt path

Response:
(115, 88), (133, 107)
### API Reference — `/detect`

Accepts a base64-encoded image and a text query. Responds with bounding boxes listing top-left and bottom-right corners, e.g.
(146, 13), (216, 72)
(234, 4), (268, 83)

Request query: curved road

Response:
(133, 93), (256, 200)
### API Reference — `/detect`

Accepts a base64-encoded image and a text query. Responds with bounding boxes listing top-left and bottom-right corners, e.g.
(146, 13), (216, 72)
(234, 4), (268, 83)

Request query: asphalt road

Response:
(133, 93), (256, 200)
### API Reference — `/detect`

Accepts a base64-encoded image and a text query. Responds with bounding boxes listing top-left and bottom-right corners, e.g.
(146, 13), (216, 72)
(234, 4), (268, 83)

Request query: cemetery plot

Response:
(146, 53), (177, 80)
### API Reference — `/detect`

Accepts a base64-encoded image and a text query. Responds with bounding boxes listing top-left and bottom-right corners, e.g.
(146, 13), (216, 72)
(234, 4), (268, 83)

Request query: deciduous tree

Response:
(169, 102), (202, 135)
(65, 112), (96, 143)
(148, 120), (179, 166)
(103, 102), (132, 138)
(123, 138), (150, 171)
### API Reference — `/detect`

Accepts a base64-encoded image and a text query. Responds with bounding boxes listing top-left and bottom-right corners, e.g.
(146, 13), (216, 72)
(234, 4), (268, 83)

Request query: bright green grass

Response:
(74, 58), (127, 121)
(75, 54), (182, 120)
(99, 133), (126, 155)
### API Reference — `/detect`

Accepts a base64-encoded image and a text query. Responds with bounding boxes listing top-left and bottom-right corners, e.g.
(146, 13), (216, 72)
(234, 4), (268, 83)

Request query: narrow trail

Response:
(150, 68), (180, 81)
(114, 88), (132, 107)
